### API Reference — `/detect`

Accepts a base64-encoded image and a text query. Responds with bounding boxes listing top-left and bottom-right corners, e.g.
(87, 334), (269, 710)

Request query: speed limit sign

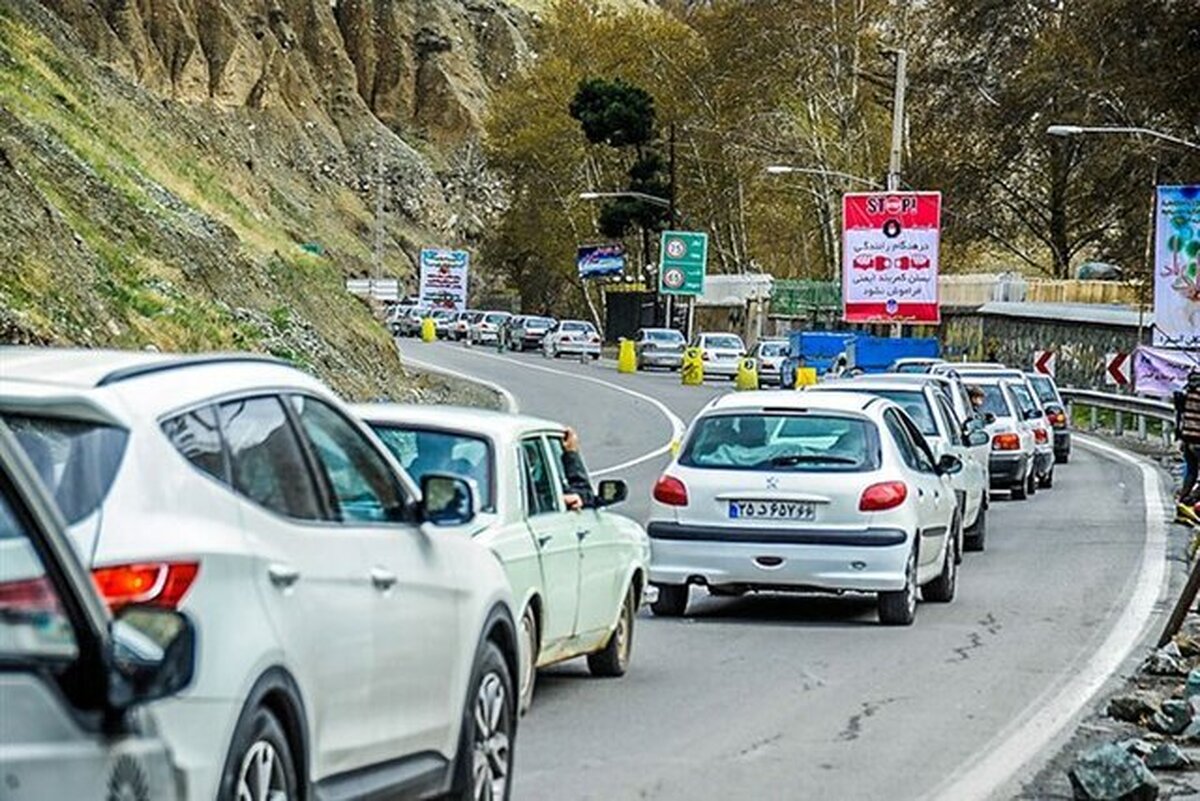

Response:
(662, 268), (685, 290)
(658, 231), (708, 296)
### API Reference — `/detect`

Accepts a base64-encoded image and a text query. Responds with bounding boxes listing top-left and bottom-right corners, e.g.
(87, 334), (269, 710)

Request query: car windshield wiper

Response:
(768, 454), (860, 467)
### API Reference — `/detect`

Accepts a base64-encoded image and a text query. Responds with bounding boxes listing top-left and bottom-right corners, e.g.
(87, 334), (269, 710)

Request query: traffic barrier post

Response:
(794, 367), (818, 388)
(420, 317), (436, 342)
(681, 347), (704, 386)
(735, 357), (758, 391)
(617, 340), (637, 374)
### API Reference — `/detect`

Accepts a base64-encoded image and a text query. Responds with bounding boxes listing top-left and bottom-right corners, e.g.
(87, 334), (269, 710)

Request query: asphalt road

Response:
(402, 340), (1164, 801)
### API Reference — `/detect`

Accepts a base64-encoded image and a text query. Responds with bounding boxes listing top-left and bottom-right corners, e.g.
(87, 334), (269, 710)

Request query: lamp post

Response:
(1046, 124), (1200, 152)
(765, 166), (883, 188)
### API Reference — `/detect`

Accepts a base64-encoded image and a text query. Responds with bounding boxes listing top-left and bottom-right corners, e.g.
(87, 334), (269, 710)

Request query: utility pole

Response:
(886, 49), (907, 193)
(886, 49), (907, 337)
(666, 123), (677, 330)
(373, 143), (385, 292)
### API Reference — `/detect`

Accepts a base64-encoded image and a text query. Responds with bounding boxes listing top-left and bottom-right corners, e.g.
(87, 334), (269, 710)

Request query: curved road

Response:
(402, 340), (1168, 801)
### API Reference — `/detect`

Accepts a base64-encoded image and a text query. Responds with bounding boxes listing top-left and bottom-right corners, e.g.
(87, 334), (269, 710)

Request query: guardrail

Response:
(1060, 387), (1175, 444)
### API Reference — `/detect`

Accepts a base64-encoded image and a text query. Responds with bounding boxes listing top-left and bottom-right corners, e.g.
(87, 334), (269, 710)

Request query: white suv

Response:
(0, 349), (520, 801)
(648, 391), (962, 625)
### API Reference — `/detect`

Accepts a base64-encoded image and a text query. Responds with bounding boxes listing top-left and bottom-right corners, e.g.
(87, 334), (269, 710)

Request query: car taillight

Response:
(859, 481), (908, 512)
(992, 433), (1021, 451)
(653, 475), (689, 506)
(590, 335), (600, 343)
(1034, 428), (1049, 445)
(92, 562), (199, 611)
(1047, 410), (1067, 428)
(0, 576), (60, 613)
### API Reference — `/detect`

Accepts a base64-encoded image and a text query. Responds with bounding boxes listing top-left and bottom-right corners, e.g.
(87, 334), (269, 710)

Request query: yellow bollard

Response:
(420, 317), (437, 343)
(617, 339), (637, 374)
(735, 357), (758, 391)
(794, 366), (818, 388)
(681, 347), (704, 386)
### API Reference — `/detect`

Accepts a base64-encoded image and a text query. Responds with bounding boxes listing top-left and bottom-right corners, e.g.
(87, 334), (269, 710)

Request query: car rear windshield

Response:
(679, 413), (878, 472)
(485, 313), (509, 324)
(704, 335), (743, 350)
(977, 385), (1012, 418)
(525, 317), (554, 328)
(562, 321), (593, 332)
(4, 414), (129, 526)
(370, 425), (494, 511)
(861, 390), (937, 436)
(895, 363), (931, 374)
(1009, 384), (1040, 416)
(1029, 375), (1059, 405)
(646, 330), (683, 343)
(758, 342), (788, 357)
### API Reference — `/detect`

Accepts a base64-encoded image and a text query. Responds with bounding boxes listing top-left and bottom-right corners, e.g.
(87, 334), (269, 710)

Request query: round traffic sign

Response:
(663, 267), (685, 289)
(665, 238), (688, 259)
(884, 195), (904, 215)
(882, 218), (902, 238)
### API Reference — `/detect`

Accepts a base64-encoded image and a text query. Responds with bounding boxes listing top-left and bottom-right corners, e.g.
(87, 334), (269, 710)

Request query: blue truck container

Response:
(780, 331), (940, 385)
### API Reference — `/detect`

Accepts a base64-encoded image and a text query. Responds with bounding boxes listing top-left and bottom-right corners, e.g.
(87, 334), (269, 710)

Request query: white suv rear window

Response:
(679, 413), (879, 472)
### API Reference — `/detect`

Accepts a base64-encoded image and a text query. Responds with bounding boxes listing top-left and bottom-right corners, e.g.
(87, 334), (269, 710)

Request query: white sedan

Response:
(543, 320), (602, 359)
(356, 404), (651, 711)
(808, 376), (990, 552)
(647, 390), (963, 625)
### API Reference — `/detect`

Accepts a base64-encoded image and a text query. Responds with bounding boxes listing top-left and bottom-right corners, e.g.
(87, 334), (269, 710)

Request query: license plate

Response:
(728, 500), (816, 521)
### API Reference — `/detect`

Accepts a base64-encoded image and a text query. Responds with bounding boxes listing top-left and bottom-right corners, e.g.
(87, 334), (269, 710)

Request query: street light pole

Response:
(1046, 124), (1200, 152)
(765, 166), (882, 188)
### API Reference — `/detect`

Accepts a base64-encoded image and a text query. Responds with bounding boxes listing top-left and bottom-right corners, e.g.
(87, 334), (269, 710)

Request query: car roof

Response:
(893, 357), (943, 363)
(703, 389), (887, 415)
(0, 347), (287, 389)
(934, 362), (1007, 372)
(874, 373), (955, 386)
(352, 403), (564, 440)
(812, 378), (934, 394)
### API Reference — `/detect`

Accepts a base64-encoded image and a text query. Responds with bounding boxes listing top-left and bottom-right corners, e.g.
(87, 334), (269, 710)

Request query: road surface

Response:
(402, 340), (1167, 800)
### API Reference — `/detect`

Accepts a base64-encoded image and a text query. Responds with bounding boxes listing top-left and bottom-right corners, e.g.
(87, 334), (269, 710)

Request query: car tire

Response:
(964, 502), (987, 552)
(1011, 476), (1027, 500)
(219, 707), (298, 801)
(448, 641), (515, 801)
(1026, 469), (1038, 497)
(650, 583), (688, 617)
(923, 515), (959, 603)
(588, 585), (635, 678)
(1040, 466), (1055, 489)
(1056, 450), (1070, 465)
(878, 545), (917, 626)
(517, 605), (538, 715)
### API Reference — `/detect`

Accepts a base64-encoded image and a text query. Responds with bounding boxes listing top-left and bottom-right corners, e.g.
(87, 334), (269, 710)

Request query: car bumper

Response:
(647, 522), (912, 593)
(704, 361), (739, 377)
(989, 452), (1029, 486)
(640, 351), (684, 367)
(475, 331), (499, 343)
(149, 695), (240, 801)
(758, 367), (782, 385)
(557, 342), (601, 355)
(1033, 448), (1054, 476)
(1053, 430), (1071, 456)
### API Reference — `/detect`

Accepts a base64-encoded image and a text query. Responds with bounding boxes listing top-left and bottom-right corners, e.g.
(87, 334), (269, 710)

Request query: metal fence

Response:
(1060, 387), (1175, 444)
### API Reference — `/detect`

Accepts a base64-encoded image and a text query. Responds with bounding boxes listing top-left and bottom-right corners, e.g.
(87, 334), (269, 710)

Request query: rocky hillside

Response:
(0, 0), (531, 399)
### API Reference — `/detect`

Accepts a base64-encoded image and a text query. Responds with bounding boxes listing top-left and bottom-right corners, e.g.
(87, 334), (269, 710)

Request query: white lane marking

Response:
(925, 434), (1170, 801)
(409, 343), (686, 477)
(400, 350), (520, 413)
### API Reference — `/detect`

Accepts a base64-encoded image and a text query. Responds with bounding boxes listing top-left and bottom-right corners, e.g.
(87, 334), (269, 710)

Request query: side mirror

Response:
(107, 606), (196, 709)
(983, 412), (997, 425)
(1023, 408), (1043, 421)
(596, 479), (628, 507)
(419, 473), (477, 527)
(937, 454), (963, 476)
(965, 429), (990, 448)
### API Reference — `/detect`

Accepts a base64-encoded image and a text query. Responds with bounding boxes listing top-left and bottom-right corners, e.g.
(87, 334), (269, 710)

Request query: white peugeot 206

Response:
(354, 404), (651, 713)
(647, 391), (963, 625)
(0, 349), (521, 801)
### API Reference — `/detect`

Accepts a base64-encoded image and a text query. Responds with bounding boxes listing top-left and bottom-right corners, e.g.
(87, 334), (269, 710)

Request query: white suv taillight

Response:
(92, 562), (200, 611)
(653, 475), (689, 506)
(858, 481), (907, 512)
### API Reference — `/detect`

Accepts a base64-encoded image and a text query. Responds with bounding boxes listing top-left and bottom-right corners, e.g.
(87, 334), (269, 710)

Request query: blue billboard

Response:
(577, 244), (626, 279)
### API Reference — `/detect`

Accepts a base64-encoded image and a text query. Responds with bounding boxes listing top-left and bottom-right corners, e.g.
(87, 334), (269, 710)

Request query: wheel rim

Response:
(236, 740), (287, 801)
(472, 672), (511, 801)
(615, 592), (633, 669)
(519, 611), (536, 702)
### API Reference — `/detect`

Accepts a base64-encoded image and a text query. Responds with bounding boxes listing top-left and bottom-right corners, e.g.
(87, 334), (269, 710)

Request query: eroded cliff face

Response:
(39, 0), (532, 146)
(0, 0), (530, 398)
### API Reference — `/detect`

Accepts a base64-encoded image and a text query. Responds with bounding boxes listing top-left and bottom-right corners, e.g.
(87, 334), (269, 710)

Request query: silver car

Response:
(0, 423), (197, 801)
(634, 328), (686, 370)
(752, 339), (790, 386)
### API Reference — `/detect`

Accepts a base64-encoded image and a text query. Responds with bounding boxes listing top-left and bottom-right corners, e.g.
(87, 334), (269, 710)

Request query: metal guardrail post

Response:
(1090, 406), (1098, 432)
(1138, 414), (1147, 441)
(1115, 410), (1124, 436)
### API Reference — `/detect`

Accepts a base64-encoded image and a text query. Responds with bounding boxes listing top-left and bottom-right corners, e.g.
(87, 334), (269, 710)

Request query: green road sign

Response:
(658, 231), (708, 296)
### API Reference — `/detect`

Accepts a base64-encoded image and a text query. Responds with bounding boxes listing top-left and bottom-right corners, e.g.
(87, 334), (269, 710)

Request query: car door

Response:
(931, 391), (983, 524)
(545, 434), (625, 641)
(217, 395), (376, 779)
(287, 394), (461, 764)
(520, 436), (580, 655)
(884, 410), (950, 577)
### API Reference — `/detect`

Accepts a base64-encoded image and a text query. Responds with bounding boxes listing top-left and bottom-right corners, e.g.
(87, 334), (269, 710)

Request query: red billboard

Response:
(842, 192), (942, 324)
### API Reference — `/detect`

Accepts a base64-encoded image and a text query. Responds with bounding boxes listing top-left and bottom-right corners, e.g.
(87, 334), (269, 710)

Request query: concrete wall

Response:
(942, 310), (1147, 388)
